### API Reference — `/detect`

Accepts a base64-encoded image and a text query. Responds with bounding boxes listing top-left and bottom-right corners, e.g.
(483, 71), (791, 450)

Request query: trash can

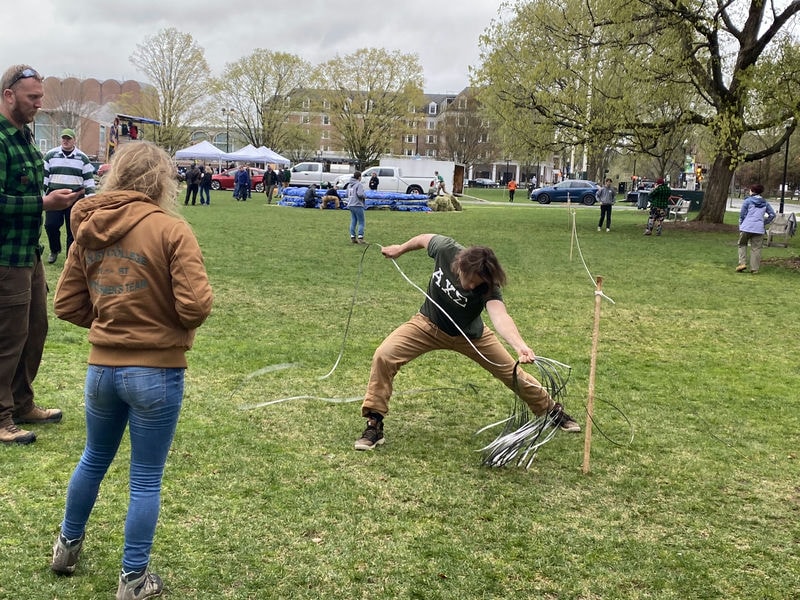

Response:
(637, 191), (650, 210)
(618, 182), (627, 194)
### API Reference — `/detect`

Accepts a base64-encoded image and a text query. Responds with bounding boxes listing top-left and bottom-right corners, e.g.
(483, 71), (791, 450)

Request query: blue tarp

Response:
(278, 187), (431, 211)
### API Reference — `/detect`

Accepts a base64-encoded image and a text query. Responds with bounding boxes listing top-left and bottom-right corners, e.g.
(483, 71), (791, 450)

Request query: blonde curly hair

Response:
(102, 141), (179, 215)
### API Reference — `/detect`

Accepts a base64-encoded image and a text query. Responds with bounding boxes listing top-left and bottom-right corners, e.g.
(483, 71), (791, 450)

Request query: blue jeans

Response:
(60, 366), (184, 571)
(349, 206), (365, 238)
(199, 185), (210, 205)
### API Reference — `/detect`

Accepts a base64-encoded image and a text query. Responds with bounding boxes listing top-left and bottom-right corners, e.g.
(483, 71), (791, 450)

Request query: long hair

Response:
(452, 245), (507, 294)
(102, 141), (179, 215)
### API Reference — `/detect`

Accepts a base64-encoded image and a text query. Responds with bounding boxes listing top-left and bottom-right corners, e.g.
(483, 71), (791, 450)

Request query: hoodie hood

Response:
(749, 194), (767, 207)
(71, 190), (165, 250)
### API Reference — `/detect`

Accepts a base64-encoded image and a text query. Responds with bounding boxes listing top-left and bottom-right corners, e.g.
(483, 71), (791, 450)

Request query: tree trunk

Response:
(696, 154), (735, 223)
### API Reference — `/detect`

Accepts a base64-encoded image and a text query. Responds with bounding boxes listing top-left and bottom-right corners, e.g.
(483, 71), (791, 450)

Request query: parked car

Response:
(211, 167), (265, 192)
(530, 179), (599, 205)
(468, 178), (499, 188)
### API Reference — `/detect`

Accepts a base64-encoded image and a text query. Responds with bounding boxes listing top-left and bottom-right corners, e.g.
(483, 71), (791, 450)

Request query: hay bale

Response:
(428, 194), (462, 212)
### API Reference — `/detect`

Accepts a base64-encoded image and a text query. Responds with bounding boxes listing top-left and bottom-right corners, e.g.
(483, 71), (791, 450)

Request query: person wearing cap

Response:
(0, 64), (82, 445)
(43, 128), (95, 263)
(644, 177), (671, 236)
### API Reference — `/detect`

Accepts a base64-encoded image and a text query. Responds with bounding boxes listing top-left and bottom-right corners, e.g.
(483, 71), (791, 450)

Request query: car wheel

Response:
(407, 185), (423, 195)
(537, 194), (551, 204)
(210, 181), (220, 191)
(255, 183), (264, 193)
(582, 194), (596, 206)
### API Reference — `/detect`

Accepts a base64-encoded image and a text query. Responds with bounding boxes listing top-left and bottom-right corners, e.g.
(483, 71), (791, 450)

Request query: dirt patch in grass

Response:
(763, 255), (800, 270)
(669, 221), (738, 233)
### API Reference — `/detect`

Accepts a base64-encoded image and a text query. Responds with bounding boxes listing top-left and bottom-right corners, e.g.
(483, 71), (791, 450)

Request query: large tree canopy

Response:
(314, 48), (425, 168)
(475, 0), (800, 222)
(129, 27), (209, 153)
(211, 49), (312, 153)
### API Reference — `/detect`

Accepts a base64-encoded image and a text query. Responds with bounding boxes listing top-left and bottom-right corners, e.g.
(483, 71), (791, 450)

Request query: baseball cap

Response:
(60, 128), (76, 139)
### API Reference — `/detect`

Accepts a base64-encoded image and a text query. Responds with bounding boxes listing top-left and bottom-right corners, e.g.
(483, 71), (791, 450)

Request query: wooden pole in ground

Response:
(582, 276), (603, 474)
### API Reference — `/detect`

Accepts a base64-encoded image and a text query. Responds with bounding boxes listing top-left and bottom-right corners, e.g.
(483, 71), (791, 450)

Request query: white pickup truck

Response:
(336, 158), (465, 195)
(289, 162), (352, 187)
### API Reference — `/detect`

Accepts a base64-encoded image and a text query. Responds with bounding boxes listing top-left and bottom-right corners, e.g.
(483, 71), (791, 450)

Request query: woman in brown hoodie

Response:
(50, 141), (213, 600)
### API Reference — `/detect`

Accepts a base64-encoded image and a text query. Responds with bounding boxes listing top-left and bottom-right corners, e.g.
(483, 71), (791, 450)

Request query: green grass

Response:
(2, 191), (799, 599)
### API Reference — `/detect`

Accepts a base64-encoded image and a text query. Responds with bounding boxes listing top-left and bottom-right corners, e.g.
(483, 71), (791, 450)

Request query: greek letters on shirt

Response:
(431, 266), (468, 307)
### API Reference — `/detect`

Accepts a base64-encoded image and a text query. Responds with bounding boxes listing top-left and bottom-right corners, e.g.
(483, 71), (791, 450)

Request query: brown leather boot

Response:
(0, 422), (36, 445)
(13, 404), (63, 425)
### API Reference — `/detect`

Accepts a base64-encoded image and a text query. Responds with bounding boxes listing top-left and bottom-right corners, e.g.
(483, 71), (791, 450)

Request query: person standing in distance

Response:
(736, 183), (775, 274)
(0, 65), (82, 445)
(346, 170), (367, 243)
(49, 141), (213, 599)
(368, 171), (379, 191)
(507, 177), (517, 202)
(596, 178), (615, 232)
(183, 163), (200, 206)
(43, 128), (96, 263)
(644, 177), (671, 236)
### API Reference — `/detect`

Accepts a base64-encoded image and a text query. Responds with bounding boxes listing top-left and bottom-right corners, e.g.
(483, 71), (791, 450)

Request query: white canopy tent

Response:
(256, 146), (291, 166)
(222, 145), (290, 166)
(174, 140), (226, 161)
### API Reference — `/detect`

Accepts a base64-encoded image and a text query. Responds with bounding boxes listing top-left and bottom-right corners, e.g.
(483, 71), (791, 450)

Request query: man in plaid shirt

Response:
(0, 64), (82, 445)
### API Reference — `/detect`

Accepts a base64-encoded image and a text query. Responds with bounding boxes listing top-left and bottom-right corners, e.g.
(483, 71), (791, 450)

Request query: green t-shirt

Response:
(420, 235), (503, 338)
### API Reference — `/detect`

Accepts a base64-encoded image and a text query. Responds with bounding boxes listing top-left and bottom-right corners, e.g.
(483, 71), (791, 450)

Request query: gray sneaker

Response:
(116, 569), (163, 600)
(51, 532), (84, 575)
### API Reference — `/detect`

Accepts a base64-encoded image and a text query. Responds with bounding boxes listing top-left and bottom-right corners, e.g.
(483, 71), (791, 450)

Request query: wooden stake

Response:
(582, 276), (603, 474)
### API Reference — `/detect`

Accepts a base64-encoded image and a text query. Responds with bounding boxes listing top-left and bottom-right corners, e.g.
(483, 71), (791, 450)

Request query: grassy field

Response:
(2, 189), (798, 599)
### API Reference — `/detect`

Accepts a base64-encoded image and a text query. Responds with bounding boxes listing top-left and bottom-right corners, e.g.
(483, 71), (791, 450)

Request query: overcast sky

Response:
(4, 0), (504, 94)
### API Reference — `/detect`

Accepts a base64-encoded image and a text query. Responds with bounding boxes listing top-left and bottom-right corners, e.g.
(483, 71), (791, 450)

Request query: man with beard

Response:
(0, 65), (82, 444)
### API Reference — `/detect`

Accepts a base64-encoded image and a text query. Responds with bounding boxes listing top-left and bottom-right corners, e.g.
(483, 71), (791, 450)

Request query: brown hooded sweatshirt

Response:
(54, 190), (213, 368)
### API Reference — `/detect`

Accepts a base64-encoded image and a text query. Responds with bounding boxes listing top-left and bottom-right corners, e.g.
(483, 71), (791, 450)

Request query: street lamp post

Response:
(222, 108), (235, 153)
(780, 121), (793, 214)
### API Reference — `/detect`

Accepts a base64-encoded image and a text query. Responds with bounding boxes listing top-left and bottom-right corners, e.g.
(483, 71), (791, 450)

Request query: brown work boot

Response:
(0, 422), (36, 445)
(13, 404), (63, 425)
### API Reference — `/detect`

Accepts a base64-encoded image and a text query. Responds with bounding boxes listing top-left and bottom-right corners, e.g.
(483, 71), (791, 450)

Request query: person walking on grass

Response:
(736, 183), (775, 274)
(354, 233), (580, 451)
(50, 141), (213, 600)
(596, 178), (615, 232)
(644, 177), (671, 236)
(508, 178), (517, 202)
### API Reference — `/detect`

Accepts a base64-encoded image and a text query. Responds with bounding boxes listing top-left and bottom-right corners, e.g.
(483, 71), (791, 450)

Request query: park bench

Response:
(766, 212), (797, 247)
(667, 197), (690, 221)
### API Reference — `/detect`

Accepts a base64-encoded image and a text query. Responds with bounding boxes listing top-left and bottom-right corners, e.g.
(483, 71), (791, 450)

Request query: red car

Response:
(211, 167), (265, 192)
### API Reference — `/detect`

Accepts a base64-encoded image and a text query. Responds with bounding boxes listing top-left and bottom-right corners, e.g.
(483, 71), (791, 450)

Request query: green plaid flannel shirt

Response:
(0, 113), (45, 267)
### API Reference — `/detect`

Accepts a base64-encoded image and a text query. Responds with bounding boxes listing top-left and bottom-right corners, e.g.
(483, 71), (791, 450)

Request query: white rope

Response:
(569, 208), (616, 305)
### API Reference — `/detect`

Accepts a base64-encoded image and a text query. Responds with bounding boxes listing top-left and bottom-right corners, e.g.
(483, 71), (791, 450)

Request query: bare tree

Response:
(437, 89), (497, 174)
(129, 27), (209, 153)
(210, 49), (312, 153)
(314, 48), (426, 169)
